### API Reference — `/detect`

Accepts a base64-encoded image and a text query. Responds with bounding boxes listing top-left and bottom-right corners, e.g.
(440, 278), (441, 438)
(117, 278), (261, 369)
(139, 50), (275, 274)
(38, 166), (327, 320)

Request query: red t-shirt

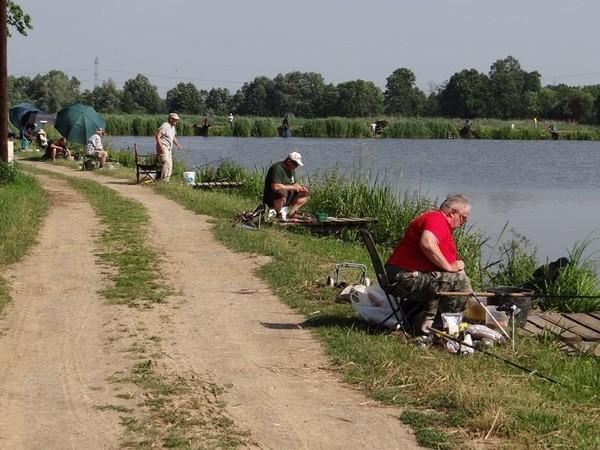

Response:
(386, 210), (458, 272)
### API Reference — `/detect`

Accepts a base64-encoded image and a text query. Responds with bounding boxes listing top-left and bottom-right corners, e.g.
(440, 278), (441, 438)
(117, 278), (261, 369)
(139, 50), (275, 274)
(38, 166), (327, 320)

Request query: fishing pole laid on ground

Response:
(167, 157), (233, 180)
(437, 291), (600, 300)
(427, 327), (561, 385)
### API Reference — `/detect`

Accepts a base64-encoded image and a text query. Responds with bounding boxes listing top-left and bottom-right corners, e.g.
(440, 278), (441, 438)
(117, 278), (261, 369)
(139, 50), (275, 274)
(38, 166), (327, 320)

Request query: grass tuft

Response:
(0, 164), (49, 311)
(65, 177), (171, 305)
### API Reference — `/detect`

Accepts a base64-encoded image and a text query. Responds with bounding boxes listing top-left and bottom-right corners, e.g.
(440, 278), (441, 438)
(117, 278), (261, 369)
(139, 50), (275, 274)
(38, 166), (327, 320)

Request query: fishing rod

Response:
(437, 291), (600, 300)
(167, 157), (233, 180)
(427, 328), (561, 385)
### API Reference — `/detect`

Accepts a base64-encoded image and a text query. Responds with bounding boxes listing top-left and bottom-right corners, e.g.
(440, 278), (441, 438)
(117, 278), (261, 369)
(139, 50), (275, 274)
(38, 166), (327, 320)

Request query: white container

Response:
(183, 171), (196, 186)
(7, 140), (14, 163)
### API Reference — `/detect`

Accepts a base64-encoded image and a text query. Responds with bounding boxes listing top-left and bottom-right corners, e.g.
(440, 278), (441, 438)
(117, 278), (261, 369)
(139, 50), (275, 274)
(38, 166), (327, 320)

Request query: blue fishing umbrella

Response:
(54, 103), (106, 145)
(9, 102), (40, 128)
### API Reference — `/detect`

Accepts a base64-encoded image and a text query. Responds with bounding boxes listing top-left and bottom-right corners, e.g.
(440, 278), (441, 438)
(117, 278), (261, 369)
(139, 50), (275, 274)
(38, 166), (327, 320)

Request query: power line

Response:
(102, 67), (245, 85)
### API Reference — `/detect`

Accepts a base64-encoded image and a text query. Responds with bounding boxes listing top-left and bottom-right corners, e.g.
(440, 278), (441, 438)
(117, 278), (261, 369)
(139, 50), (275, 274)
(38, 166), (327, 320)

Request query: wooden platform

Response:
(276, 217), (377, 230)
(520, 312), (600, 356)
(194, 181), (244, 189)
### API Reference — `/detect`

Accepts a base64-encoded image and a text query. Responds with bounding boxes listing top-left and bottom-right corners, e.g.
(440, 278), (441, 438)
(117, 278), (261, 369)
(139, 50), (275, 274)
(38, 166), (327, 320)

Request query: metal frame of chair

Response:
(235, 204), (268, 228)
(358, 228), (414, 334)
(134, 143), (160, 184)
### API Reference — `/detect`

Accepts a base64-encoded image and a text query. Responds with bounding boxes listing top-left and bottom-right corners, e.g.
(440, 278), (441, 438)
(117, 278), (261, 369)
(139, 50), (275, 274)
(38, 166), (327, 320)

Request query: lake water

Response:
(106, 136), (600, 262)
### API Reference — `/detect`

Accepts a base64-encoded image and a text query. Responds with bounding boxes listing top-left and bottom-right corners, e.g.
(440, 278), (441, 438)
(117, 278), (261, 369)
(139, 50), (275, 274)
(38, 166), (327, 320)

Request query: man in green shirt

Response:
(263, 152), (310, 220)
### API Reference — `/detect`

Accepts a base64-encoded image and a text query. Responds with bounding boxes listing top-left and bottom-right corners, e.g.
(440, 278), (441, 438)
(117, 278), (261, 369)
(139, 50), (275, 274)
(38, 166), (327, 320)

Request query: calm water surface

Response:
(106, 136), (600, 262)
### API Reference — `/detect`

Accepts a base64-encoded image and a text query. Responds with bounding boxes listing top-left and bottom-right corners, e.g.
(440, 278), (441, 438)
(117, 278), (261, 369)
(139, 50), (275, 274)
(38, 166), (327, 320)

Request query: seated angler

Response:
(385, 194), (473, 336)
(263, 152), (310, 220)
(47, 137), (72, 161)
(86, 128), (108, 168)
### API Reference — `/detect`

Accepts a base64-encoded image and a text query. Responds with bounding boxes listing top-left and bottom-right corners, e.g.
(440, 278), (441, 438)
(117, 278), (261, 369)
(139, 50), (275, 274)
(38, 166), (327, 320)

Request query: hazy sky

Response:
(8, 0), (600, 95)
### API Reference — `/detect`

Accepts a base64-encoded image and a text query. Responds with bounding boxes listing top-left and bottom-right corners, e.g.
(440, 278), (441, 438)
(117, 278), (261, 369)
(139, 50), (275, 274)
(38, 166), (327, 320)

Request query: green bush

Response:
(0, 163), (18, 184)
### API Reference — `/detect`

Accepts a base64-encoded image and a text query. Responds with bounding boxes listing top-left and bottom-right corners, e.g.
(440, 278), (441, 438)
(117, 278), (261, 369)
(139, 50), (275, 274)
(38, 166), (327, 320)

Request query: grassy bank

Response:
(193, 162), (600, 312)
(0, 164), (49, 311)
(152, 180), (600, 449)
(22, 152), (600, 312)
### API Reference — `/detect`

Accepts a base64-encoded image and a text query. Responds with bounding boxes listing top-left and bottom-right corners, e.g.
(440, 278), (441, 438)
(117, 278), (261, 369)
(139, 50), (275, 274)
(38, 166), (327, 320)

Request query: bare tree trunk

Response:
(0, 0), (8, 163)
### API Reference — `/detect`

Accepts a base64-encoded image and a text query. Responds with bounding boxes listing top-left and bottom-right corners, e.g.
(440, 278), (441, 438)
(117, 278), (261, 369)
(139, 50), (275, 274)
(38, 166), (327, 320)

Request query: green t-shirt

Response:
(263, 161), (295, 203)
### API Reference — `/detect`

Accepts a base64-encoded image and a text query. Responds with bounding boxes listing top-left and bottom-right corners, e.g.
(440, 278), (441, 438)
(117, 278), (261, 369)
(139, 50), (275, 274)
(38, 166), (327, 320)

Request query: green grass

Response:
(153, 180), (600, 449)
(0, 164), (49, 310)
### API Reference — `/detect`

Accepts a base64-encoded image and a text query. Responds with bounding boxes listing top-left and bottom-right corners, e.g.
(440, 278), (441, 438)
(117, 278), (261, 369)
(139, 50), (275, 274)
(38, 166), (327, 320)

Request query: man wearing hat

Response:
(36, 128), (48, 152)
(86, 128), (108, 168)
(155, 113), (182, 181)
(263, 151), (310, 220)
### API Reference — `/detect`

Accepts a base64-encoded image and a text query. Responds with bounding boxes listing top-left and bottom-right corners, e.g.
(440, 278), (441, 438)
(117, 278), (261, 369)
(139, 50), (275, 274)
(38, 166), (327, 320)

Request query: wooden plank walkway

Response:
(520, 311), (600, 356)
(276, 217), (377, 229)
(194, 181), (244, 189)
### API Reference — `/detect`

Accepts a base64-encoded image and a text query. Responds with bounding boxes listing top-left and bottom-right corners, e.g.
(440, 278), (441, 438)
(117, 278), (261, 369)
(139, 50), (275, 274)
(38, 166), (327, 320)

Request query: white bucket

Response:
(183, 171), (196, 186)
(7, 140), (14, 163)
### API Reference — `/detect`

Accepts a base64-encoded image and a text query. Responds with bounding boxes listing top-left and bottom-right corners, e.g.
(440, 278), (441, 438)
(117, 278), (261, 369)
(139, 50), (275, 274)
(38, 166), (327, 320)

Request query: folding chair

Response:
(82, 152), (98, 171)
(134, 144), (161, 184)
(235, 203), (290, 228)
(358, 228), (415, 335)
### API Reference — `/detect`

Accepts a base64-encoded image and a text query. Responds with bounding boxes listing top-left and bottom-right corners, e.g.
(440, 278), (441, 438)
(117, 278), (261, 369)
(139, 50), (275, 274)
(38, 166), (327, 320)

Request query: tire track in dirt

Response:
(0, 174), (125, 450)
(25, 163), (420, 450)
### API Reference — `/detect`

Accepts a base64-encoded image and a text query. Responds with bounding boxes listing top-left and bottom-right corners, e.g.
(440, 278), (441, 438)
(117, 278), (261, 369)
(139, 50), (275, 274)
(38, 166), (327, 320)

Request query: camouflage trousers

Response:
(385, 266), (472, 334)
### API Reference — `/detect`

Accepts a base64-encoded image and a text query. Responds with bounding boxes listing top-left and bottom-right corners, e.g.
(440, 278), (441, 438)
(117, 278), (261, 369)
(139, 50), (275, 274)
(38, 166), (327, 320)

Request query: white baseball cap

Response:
(168, 113), (180, 120)
(287, 151), (303, 166)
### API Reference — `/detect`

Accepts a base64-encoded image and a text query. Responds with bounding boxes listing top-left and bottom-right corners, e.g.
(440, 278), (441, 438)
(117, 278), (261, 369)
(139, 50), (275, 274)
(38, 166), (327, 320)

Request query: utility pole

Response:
(94, 56), (99, 89)
(1, 0), (8, 163)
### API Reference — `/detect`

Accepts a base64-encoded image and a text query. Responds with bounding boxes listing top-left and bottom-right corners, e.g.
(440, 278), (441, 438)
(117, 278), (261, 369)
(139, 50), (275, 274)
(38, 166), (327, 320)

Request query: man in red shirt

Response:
(385, 194), (472, 335)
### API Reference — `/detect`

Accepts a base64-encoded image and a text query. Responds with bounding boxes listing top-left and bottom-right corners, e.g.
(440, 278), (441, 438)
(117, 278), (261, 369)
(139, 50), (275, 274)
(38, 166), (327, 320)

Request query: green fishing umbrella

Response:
(55, 103), (106, 144)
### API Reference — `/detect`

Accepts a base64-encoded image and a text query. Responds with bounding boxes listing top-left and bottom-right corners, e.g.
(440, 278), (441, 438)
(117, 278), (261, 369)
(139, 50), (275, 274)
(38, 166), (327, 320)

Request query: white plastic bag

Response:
(350, 284), (400, 329)
(466, 324), (506, 344)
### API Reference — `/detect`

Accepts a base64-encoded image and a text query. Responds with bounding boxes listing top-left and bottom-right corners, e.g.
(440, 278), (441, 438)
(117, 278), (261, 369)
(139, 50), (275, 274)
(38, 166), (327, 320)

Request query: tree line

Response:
(8, 56), (600, 123)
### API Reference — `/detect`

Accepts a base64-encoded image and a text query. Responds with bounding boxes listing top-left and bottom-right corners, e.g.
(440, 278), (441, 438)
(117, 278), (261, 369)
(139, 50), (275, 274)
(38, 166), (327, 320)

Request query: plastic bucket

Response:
(183, 171), (196, 186)
(487, 286), (534, 327)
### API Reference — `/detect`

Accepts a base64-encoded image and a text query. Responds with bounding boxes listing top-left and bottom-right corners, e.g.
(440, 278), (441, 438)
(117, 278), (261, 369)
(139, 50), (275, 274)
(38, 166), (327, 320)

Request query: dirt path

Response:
(11, 162), (420, 449)
(0, 174), (124, 449)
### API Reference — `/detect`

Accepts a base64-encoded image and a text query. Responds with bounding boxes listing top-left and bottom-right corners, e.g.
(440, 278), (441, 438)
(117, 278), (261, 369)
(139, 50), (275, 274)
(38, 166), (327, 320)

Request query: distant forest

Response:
(8, 56), (600, 123)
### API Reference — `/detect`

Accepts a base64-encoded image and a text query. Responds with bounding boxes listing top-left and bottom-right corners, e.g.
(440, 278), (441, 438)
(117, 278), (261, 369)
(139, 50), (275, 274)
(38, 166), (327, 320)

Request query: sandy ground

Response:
(0, 162), (420, 449)
(0, 174), (124, 449)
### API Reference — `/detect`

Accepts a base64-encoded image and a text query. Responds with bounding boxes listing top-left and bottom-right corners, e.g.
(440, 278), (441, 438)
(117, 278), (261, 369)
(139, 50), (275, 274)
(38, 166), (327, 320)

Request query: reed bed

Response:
(94, 114), (600, 140)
